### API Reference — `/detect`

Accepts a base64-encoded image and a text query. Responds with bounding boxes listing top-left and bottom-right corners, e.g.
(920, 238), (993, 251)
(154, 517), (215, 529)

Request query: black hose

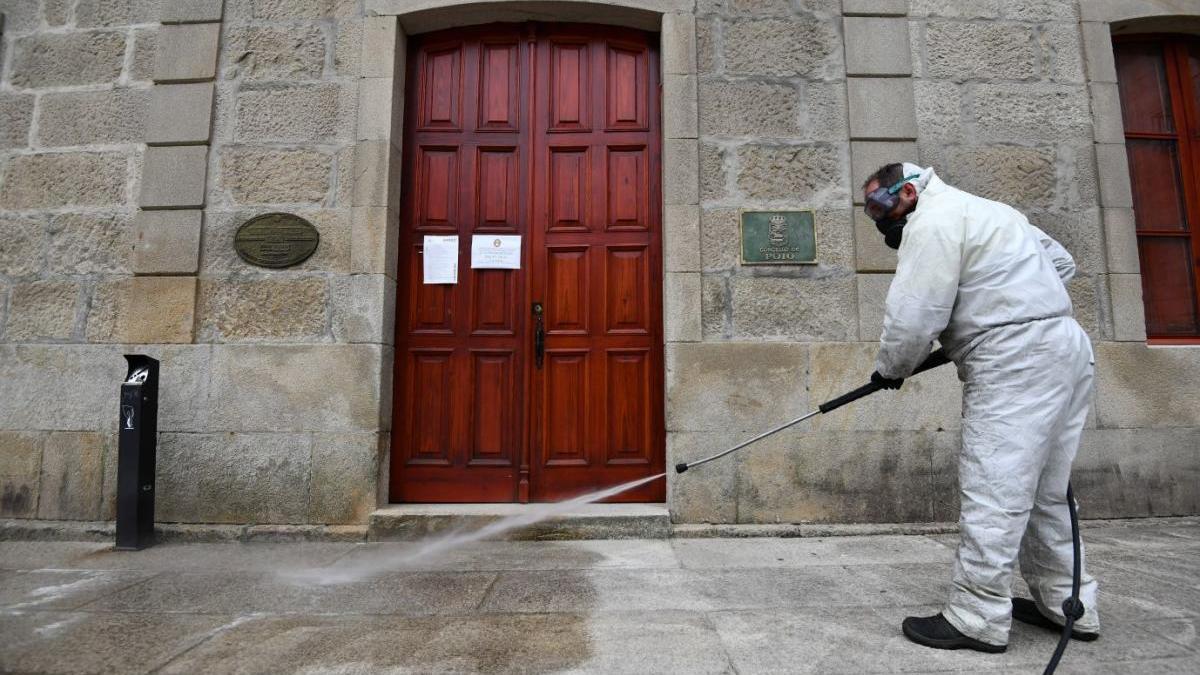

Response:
(1042, 481), (1083, 675)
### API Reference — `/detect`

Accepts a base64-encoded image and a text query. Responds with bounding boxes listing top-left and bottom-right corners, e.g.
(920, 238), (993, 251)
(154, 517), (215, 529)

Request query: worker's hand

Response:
(871, 371), (904, 390)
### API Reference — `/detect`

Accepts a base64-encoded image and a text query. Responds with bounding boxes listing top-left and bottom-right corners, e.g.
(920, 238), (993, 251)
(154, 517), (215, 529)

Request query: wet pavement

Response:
(1, 519), (1198, 674)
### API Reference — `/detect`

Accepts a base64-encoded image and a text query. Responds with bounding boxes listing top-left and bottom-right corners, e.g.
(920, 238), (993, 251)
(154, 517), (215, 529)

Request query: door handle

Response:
(532, 302), (545, 369)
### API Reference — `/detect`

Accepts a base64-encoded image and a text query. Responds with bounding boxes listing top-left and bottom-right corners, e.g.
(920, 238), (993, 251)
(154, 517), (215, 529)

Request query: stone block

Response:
(842, 0), (907, 15)
(350, 141), (397, 208)
(1095, 143), (1134, 208)
(362, 15), (400, 78)
(334, 17), (363, 77)
(698, 142), (724, 203)
(221, 148), (332, 205)
(156, 432), (312, 524)
(208, 344), (383, 432)
(140, 145), (209, 208)
(155, 23), (221, 82)
(971, 84), (1092, 143)
(940, 145), (1057, 209)
(249, 0), (358, 19)
(310, 433), (383, 524)
(131, 28), (158, 82)
(0, 152), (127, 210)
(6, 281), (79, 341)
(38, 89), (149, 147)
(700, 208), (738, 273)
(843, 17), (911, 76)
(725, 276), (856, 341)
(1041, 23), (1085, 83)
(9, 32), (126, 88)
(667, 432), (739, 524)
(807, 342), (962, 432)
(87, 276), (198, 344)
(665, 272), (702, 343)
(356, 78), (396, 141)
(1094, 343), (1200, 428)
(198, 277), (328, 342)
(856, 273), (893, 342)
(134, 210), (202, 274)
(0, 432), (42, 518)
(0, 0), (41, 32)
(846, 78), (917, 140)
(1081, 22), (1117, 83)
(1107, 273), (1147, 342)
(160, 0), (225, 22)
(0, 94), (33, 149)
(662, 12), (696, 75)
(812, 207), (855, 270)
(331, 274), (395, 344)
(696, 18), (717, 75)
(0, 344), (128, 431)
(736, 430), (956, 523)
(664, 204), (701, 272)
(1066, 275), (1101, 339)
(800, 81), (849, 142)
(37, 432), (104, 521)
(699, 80), (800, 138)
(237, 83), (347, 143)
(1090, 82), (1125, 145)
(203, 209), (350, 273)
(735, 143), (845, 203)
(224, 25), (326, 82)
(850, 141), (918, 195)
(75, 0), (160, 26)
(0, 214), (43, 278)
(47, 212), (132, 276)
(723, 17), (842, 79)
(663, 74), (698, 140)
(854, 210), (897, 272)
(350, 206), (398, 278)
(665, 139), (700, 206)
(1026, 209), (1106, 276)
(701, 274), (729, 340)
(1103, 208), (1140, 275)
(913, 80), (963, 144)
(1074, 428), (1200, 518)
(1003, 0), (1078, 21)
(666, 342), (809, 433)
(147, 82), (215, 144)
(925, 22), (1037, 81)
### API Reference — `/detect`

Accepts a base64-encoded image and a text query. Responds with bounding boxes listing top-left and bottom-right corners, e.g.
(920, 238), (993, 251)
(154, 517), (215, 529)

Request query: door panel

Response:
(392, 23), (663, 503)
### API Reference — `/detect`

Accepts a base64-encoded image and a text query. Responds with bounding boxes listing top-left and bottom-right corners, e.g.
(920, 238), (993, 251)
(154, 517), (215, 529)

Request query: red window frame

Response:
(1113, 34), (1200, 343)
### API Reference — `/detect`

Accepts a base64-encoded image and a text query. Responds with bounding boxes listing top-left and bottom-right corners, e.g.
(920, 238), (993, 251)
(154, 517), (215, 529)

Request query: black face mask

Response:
(875, 215), (907, 250)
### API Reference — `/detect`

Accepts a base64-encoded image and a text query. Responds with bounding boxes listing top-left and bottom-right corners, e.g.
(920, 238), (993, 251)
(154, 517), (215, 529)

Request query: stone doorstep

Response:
(367, 503), (673, 542)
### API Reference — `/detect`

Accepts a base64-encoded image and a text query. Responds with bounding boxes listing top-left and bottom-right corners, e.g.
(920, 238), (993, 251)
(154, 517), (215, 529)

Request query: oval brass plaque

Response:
(234, 213), (320, 268)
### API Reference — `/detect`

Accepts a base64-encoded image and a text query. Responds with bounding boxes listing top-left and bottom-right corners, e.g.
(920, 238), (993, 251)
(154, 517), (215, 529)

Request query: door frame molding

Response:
(358, 1), (700, 504)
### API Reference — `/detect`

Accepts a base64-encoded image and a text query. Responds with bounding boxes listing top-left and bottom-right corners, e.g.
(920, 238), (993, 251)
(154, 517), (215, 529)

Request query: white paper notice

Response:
(471, 235), (522, 269)
(423, 235), (458, 284)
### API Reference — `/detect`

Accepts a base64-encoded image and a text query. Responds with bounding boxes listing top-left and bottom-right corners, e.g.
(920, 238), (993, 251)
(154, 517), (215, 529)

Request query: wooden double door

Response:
(390, 23), (665, 503)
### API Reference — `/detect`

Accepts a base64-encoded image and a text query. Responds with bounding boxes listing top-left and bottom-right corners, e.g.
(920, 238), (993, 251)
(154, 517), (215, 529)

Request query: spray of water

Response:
(282, 472), (666, 585)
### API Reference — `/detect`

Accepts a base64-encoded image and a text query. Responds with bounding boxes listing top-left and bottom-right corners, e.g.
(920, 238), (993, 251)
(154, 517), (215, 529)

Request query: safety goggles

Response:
(864, 174), (921, 222)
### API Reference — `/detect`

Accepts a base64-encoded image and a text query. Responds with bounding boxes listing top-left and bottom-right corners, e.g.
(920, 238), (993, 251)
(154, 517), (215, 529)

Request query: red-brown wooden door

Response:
(1114, 36), (1200, 339)
(391, 23), (665, 503)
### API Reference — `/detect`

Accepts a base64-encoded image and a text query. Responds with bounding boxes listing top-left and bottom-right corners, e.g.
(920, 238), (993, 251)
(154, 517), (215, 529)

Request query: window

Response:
(1114, 36), (1200, 340)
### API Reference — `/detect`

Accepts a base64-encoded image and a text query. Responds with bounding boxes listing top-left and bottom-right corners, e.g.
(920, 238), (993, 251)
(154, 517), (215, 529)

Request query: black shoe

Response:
(901, 614), (1007, 653)
(1012, 597), (1099, 642)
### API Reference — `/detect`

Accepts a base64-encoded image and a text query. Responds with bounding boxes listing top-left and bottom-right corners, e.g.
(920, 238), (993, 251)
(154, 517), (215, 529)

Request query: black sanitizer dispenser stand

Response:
(116, 355), (159, 550)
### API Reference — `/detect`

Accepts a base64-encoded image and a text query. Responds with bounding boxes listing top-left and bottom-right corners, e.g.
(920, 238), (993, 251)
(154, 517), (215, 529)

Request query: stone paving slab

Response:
(0, 522), (1196, 674)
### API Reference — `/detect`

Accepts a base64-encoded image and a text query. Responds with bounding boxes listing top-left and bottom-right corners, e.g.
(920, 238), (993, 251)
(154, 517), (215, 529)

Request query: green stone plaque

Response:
(739, 210), (816, 265)
(234, 213), (320, 268)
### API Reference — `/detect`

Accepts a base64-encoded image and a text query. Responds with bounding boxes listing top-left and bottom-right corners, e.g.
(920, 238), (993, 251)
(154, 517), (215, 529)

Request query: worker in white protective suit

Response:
(861, 162), (1101, 653)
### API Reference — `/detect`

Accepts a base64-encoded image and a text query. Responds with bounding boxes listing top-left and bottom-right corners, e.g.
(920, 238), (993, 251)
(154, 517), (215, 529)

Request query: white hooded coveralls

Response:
(874, 165), (1100, 646)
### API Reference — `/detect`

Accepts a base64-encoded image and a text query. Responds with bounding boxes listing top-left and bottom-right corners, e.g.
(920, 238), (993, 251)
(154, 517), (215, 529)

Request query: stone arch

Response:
(359, 0), (701, 502)
(1080, 0), (1200, 341)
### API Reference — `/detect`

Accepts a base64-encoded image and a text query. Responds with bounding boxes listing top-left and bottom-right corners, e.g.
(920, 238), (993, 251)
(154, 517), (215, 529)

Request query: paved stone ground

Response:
(1, 520), (1197, 674)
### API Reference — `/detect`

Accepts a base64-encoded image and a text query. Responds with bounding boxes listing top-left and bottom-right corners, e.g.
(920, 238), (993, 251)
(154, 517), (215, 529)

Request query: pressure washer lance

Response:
(673, 349), (1084, 675)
